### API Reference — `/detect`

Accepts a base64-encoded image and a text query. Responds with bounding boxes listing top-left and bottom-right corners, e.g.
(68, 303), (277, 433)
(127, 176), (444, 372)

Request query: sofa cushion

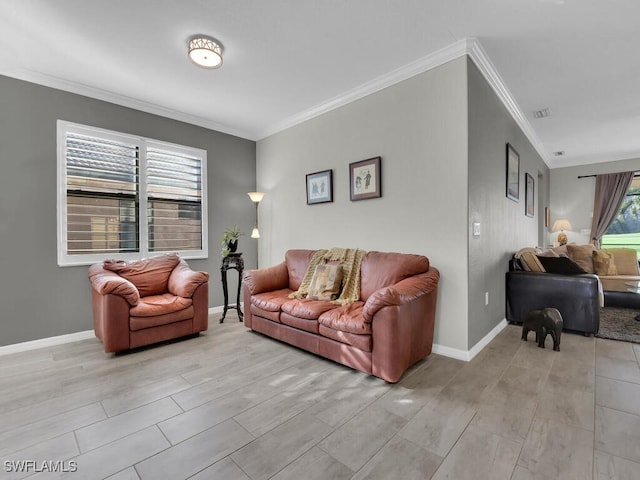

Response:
(318, 325), (372, 352)
(250, 304), (282, 323)
(130, 305), (194, 331)
(519, 250), (545, 272)
(281, 298), (339, 320)
(593, 249), (617, 276)
(104, 253), (181, 297)
(536, 255), (587, 275)
(251, 288), (294, 312)
(318, 302), (371, 334)
(566, 244), (595, 273)
(280, 312), (320, 334)
(129, 293), (192, 317)
(359, 252), (429, 301)
(603, 248), (639, 275)
(308, 264), (343, 301)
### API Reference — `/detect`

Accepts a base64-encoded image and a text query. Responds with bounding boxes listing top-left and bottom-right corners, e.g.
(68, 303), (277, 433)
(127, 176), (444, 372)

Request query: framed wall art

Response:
(506, 143), (519, 202)
(306, 169), (333, 204)
(525, 172), (535, 218)
(349, 156), (381, 201)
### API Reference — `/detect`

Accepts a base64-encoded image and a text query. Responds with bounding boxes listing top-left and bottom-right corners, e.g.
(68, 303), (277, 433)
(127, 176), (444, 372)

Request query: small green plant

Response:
(220, 224), (243, 257)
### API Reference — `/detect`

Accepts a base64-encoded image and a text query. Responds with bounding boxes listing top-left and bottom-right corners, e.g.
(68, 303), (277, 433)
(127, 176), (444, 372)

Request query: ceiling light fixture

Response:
(188, 35), (223, 69)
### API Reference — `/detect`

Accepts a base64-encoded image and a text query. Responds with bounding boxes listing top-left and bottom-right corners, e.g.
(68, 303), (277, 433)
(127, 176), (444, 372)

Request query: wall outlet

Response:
(485, 292), (489, 305)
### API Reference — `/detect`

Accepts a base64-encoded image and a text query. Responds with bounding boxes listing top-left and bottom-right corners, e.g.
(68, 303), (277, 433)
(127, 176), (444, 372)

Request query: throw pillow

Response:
(592, 250), (617, 276)
(566, 244), (595, 273)
(603, 248), (639, 275)
(536, 255), (588, 275)
(519, 251), (545, 272)
(308, 264), (343, 301)
(537, 249), (559, 258)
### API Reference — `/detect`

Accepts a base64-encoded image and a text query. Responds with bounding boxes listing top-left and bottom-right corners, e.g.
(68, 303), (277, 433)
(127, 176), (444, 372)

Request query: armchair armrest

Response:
(168, 259), (209, 298)
(88, 264), (140, 306)
(363, 268), (440, 322)
(242, 262), (289, 295)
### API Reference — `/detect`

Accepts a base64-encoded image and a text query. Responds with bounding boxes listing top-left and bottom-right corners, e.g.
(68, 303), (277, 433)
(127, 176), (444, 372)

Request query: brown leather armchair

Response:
(88, 253), (209, 353)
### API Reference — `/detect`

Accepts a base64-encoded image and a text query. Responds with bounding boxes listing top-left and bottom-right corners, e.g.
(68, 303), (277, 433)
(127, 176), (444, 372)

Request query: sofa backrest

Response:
(360, 251), (430, 301)
(284, 249), (431, 301)
(103, 253), (181, 297)
(285, 249), (317, 290)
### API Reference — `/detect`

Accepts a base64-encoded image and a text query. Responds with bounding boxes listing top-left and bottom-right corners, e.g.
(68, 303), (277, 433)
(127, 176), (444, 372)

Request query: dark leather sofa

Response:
(505, 270), (600, 335)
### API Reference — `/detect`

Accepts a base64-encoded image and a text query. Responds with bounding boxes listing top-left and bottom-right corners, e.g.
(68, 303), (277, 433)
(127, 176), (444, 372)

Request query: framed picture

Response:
(506, 143), (519, 202)
(525, 173), (535, 217)
(306, 169), (333, 204)
(350, 156), (381, 201)
(545, 207), (550, 227)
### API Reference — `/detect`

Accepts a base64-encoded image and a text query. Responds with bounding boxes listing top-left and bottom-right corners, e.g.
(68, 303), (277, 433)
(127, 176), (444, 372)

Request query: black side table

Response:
(220, 253), (244, 323)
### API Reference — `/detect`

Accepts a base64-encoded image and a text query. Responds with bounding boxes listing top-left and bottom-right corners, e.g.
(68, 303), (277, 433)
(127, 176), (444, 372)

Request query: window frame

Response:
(57, 120), (208, 266)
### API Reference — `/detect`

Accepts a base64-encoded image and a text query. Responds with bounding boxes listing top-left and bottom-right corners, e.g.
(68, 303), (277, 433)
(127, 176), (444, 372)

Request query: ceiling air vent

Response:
(533, 108), (551, 119)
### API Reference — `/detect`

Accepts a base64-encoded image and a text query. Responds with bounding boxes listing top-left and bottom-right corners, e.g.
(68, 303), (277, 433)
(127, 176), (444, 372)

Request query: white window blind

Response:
(57, 121), (207, 266)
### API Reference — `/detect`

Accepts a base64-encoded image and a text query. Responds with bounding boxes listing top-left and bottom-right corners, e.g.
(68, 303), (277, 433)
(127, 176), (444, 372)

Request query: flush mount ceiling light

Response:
(188, 35), (223, 69)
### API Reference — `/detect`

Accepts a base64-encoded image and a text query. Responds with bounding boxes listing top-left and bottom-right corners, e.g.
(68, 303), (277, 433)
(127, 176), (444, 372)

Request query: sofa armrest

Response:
(88, 264), (140, 306)
(505, 271), (599, 334)
(168, 259), (209, 298)
(363, 268), (440, 322)
(242, 261), (289, 295)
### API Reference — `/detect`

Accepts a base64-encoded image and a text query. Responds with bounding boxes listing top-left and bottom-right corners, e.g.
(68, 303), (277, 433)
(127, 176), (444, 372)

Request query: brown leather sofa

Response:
(88, 253), (209, 353)
(242, 249), (440, 383)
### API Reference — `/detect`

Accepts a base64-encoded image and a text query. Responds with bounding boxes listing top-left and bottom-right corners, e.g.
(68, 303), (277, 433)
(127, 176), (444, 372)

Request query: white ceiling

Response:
(2, 0), (639, 169)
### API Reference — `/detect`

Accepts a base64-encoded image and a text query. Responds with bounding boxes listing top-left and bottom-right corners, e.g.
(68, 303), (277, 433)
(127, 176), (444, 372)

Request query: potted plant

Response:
(221, 224), (243, 257)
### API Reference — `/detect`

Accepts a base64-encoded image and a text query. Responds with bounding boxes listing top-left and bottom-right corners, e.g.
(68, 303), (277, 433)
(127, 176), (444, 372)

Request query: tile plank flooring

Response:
(1, 314), (640, 479)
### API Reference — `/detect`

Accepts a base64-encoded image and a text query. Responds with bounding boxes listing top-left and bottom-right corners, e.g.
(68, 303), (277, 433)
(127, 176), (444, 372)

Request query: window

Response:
(57, 121), (207, 266)
(601, 175), (640, 256)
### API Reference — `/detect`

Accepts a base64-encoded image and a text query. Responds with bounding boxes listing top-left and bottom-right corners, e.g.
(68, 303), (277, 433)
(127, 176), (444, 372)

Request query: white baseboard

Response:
(1, 305), (231, 356)
(0, 330), (95, 356)
(432, 318), (508, 362)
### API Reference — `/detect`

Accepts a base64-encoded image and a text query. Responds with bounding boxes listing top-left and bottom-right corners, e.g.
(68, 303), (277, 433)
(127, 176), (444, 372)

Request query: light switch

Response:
(472, 222), (481, 237)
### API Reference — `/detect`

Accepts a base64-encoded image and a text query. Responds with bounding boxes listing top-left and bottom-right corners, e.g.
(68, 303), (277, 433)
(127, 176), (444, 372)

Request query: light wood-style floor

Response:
(1, 314), (640, 480)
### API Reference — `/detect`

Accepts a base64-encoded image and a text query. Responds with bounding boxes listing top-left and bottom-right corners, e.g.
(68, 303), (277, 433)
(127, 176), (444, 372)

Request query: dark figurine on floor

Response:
(521, 308), (563, 351)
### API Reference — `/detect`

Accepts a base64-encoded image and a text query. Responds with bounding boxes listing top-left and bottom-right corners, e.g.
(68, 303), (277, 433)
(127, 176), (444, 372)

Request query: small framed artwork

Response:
(506, 143), (519, 202)
(306, 169), (333, 205)
(350, 156), (381, 201)
(525, 173), (535, 217)
(545, 207), (550, 227)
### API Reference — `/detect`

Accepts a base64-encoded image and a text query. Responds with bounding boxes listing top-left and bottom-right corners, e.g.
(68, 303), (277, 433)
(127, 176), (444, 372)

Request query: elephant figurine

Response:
(521, 308), (563, 351)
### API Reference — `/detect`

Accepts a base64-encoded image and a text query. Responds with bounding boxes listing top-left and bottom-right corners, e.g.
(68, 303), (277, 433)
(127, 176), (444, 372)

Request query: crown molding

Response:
(257, 38), (471, 140)
(0, 66), (255, 140)
(257, 38), (549, 167)
(466, 40), (549, 166)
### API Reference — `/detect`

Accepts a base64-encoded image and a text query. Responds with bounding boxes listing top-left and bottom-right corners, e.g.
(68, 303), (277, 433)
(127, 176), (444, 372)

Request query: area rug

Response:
(597, 307), (640, 343)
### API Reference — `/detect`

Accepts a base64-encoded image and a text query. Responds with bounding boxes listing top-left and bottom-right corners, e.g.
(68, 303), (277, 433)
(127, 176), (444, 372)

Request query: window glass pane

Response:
(66, 195), (138, 254)
(148, 200), (202, 252)
(601, 176), (640, 255)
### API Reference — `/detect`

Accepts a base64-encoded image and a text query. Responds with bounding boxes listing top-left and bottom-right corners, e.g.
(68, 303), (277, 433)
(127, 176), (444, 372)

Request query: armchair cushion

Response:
(87, 265), (140, 306)
(130, 293), (193, 317)
(103, 253), (181, 297)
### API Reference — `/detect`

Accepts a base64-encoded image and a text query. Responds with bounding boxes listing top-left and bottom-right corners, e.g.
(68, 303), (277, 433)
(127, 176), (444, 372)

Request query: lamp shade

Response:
(251, 227), (260, 239)
(551, 219), (572, 232)
(248, 192), (265, 203)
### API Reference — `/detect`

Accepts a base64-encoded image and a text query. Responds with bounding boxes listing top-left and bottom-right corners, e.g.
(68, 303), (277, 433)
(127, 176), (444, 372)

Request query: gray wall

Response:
(0, 75), (256, 346)
(550, 157), (640, 246)
(257, 58), (470, 352)
(467, 59), (549, 347)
